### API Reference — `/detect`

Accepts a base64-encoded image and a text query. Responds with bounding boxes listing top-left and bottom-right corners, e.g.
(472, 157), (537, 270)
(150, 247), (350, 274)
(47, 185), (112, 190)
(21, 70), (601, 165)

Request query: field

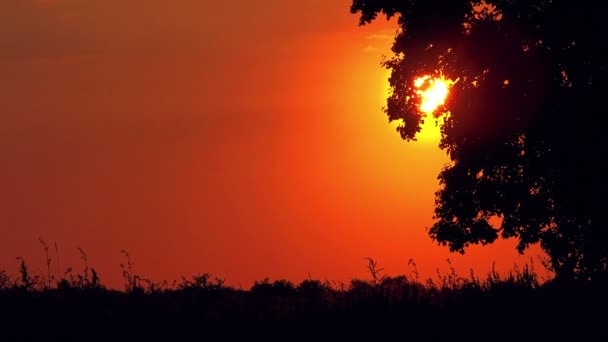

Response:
(1, 257), (605, 341)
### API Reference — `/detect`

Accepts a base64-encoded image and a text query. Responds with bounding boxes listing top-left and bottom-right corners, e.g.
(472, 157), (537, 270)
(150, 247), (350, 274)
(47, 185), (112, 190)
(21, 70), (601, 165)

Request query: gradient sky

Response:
(0, 0), (547, 289)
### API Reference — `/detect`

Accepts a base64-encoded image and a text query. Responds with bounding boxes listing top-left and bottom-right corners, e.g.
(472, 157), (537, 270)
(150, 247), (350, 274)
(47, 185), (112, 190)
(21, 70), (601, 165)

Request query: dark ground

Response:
(1, 274), (607, 341)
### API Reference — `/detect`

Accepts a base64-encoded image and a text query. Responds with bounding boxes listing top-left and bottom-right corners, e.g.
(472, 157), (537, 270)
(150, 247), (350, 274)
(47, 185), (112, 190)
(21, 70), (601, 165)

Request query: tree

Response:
(351, 0), (608, 281)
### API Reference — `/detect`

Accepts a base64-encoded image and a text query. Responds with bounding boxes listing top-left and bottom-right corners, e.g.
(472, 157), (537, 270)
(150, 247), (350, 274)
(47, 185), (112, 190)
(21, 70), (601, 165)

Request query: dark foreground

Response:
(1, 271), (607, 342)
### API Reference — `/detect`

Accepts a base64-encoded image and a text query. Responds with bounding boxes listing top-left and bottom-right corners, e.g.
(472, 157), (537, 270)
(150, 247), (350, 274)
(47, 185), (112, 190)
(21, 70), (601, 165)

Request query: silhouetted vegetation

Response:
(352, 0), (608, 281)
(0, 254), (606, 341)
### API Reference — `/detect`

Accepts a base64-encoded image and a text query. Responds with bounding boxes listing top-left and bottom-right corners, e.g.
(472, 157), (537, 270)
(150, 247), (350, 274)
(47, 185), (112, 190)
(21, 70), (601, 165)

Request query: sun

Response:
(384, 71), (456, 144)
(407, 74), (457, 143)
(414, 74), (456, 115)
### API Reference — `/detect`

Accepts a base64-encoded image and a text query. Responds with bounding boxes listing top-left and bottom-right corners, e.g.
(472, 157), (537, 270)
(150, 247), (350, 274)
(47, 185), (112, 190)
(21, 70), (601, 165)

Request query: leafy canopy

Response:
(351, 0), (608, 280)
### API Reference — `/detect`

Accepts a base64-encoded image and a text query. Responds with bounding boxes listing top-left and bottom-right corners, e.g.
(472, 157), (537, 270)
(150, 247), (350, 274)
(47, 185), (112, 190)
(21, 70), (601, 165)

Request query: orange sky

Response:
(0, 0), (548, 289)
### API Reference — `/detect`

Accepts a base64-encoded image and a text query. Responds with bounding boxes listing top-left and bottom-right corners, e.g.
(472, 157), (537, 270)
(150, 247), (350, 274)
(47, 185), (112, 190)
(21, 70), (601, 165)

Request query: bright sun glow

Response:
(384, 71), (457, 144)
(414, 75), (456, 115)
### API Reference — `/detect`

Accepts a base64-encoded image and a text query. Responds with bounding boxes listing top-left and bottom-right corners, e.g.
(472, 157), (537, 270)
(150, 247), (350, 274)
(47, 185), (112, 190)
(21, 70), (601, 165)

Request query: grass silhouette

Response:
(0, 251), (606, 341)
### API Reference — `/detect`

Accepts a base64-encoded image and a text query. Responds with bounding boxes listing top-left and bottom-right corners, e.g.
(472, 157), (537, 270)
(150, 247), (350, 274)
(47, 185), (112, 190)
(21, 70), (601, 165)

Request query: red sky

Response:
(0, 0), (548, 289)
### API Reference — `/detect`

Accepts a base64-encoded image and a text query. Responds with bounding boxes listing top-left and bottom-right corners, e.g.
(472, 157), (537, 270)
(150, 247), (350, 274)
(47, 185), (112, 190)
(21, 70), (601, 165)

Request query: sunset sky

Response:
(0, 0), (547, 289)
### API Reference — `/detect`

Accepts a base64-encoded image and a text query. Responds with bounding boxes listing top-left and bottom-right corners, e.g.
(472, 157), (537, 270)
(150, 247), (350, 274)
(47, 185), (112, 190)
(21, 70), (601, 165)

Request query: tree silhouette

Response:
(351, 0), (608, 281)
